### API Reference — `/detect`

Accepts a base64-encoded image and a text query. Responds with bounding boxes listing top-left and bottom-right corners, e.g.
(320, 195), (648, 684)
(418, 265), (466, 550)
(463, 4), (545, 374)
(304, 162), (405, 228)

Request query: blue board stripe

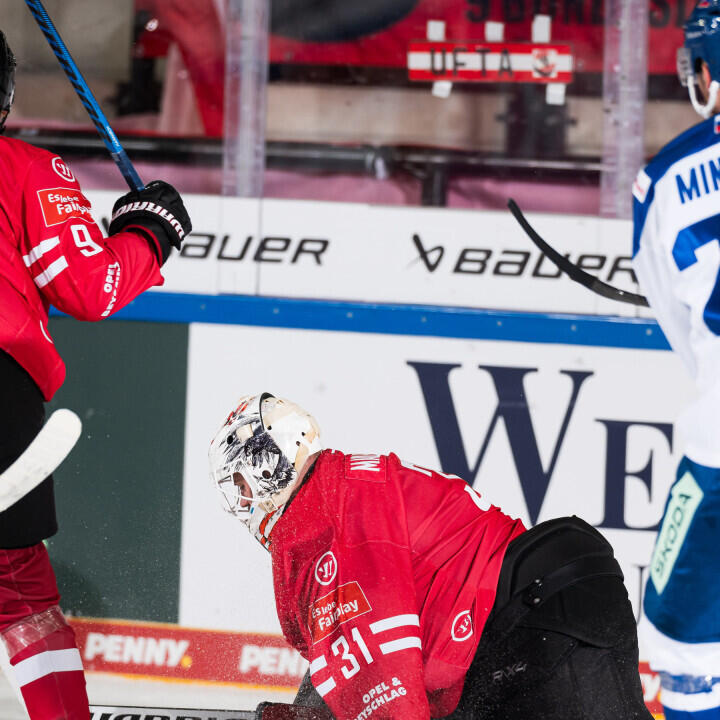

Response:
(50, 291), (669, 350)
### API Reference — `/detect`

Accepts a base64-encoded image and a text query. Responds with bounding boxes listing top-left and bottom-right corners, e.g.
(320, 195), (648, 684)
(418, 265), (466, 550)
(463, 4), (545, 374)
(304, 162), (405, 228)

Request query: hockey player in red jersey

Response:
(0, 31), (191, 720)
(209, 393), (652, 720)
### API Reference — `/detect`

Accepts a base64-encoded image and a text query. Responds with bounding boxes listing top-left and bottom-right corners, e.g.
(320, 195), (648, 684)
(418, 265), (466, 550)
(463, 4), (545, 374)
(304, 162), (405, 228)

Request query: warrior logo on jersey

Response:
(51, 157), (75, 183)
(37, 188), (93, 227)
(315, 551), (337, 586)
(451, 610), (473, 642)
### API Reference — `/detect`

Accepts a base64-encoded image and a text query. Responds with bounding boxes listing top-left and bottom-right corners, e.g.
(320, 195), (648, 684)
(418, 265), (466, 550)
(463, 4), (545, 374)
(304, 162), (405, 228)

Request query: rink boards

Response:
(47, 194), (674, 717)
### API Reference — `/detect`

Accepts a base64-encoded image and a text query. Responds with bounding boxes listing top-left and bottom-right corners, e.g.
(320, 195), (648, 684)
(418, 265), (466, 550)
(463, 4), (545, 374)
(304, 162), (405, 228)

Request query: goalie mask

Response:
(0, 31), (15, 133)
(208, 393), (322, 549)
(678, 0), (720, 117)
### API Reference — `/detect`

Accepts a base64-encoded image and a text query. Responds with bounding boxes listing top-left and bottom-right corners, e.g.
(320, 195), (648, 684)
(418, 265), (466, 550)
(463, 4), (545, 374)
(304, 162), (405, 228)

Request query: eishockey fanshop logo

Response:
(111, 201), (186, 240)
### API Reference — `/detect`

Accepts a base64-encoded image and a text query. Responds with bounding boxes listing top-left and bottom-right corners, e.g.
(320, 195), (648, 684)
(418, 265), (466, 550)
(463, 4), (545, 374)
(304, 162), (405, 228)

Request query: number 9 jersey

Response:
(632, 114), (720, 469)
(0, 136), (165, 400)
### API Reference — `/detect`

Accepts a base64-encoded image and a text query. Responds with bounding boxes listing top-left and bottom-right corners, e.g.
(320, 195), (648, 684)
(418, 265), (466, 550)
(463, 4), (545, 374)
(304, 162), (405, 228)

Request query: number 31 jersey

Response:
(632, 115), (720, 468)
(0, 137), (164, 400)
(270, 450), (525, 719)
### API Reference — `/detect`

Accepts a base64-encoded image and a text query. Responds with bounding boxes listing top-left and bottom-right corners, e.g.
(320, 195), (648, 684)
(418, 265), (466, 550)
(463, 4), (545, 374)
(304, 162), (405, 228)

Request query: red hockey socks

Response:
(4, 605), (89, 720)
(0, 544), (90, 720)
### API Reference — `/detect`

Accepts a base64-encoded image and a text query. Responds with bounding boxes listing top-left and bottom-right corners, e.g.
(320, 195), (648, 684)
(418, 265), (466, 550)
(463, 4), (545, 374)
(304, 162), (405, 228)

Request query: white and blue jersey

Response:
(633, 115), (720, 717)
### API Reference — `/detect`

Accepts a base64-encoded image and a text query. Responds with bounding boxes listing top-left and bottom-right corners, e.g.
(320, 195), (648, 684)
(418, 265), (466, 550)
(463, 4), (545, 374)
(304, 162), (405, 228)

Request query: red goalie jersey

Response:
(271, 450), (526, 719)
(0, 137), (164, 400)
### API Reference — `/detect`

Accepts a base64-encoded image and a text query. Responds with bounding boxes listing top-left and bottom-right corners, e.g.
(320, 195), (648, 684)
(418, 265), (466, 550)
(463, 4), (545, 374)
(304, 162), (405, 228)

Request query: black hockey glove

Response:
(109, 180), (192, 265)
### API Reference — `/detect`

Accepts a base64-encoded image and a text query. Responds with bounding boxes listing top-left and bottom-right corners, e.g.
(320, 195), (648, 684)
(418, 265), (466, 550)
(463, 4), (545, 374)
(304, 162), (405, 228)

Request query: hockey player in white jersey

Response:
(633, 2), (720, 718)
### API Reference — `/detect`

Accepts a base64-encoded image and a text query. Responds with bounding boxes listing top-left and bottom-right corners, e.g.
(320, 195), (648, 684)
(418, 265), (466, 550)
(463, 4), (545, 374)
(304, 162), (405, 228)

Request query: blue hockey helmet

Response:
(679, 1), (720, 117)
(0, 31), (15, 133)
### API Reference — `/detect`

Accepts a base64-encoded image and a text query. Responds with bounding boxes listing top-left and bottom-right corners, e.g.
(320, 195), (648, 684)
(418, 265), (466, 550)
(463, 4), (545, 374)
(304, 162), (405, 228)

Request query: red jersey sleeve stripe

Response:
(23, 236), (60, 267)
(33, 257), (68, 289)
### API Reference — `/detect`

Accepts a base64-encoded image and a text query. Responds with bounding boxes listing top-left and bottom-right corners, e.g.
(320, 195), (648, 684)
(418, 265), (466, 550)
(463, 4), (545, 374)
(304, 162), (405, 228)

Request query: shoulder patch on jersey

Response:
(37, 188), (93, 227)
(345, 453), (386, 481)
(632, 168), (652, 204)
(308, 581), (372, 642)
(51, 157), (75, 183)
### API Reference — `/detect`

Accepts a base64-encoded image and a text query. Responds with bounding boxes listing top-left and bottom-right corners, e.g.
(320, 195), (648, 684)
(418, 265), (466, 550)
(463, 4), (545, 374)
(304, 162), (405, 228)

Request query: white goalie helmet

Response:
(208, 393), (322, 549)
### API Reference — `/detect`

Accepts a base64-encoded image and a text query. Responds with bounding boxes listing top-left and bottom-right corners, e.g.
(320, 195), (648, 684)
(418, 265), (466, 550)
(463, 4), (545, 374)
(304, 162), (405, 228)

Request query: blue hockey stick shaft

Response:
(24, 0), (144, 191)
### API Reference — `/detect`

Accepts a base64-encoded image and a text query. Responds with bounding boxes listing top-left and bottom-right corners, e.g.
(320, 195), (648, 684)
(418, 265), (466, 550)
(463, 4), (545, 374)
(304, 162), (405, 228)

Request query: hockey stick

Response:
(23, 0), (144, 192)
(0, 409), (81, 514)
(507, 198), (649, 307)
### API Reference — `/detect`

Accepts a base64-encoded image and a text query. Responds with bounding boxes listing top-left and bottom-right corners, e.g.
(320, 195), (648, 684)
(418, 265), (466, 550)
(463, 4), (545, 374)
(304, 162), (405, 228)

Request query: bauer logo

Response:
(51, 157), (75, 182)
(37, 188), (93, 227)
(315, 550), (338, 585)
(308, 581), (371, 641)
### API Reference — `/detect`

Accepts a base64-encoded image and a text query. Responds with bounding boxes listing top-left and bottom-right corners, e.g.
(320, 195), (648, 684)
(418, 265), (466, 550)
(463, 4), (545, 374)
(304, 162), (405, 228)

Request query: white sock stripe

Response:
(33, 256), (68, 288)
(23, 237), (60, 267)
(369, 614), (420, 634)
(12, 648), (83, 687)
(378, 636), (422, 655)
(315, 677), (336, 697)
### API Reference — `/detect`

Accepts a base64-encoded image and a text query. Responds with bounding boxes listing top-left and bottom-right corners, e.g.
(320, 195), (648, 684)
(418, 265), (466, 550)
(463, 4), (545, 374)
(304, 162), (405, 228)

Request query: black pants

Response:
(0, 349), (58, 548)
(294, 517), (651, 720)
(445, 516), (651, 720)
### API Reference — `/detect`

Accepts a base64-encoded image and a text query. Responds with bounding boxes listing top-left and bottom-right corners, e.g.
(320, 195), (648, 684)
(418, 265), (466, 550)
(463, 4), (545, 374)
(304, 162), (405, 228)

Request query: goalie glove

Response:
(109, 180), (192, 264)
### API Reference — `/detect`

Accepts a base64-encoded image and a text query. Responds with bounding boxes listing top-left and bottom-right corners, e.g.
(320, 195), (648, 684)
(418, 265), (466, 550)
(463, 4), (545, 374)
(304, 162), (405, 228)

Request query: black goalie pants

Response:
(0, 349), (58, 548)
(294, 516), (651, 720)
(445, 516), (652, 720)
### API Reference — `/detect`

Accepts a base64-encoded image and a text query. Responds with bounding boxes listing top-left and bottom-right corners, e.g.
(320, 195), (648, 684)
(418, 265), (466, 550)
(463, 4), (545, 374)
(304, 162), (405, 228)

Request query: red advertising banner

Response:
(268, 0), (687, 76)
(70, 618), (664, 716)
(70, 618), (306, 689)
(407, 41), (573, 83)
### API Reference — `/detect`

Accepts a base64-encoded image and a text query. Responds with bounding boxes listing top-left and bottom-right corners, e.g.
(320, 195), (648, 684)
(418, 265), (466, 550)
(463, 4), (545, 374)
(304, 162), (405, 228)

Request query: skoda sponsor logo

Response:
(315, 550), (337, 585)
(451, 610), (473, 642)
